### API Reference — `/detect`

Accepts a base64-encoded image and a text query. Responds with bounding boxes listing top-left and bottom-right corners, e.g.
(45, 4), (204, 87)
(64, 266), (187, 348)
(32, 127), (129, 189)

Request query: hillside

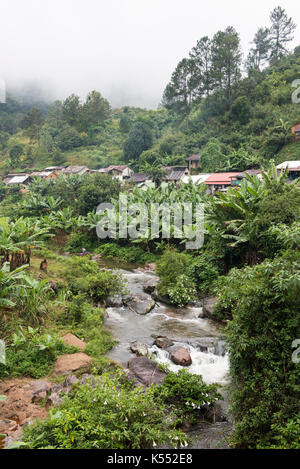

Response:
(0, 47), (300, 176)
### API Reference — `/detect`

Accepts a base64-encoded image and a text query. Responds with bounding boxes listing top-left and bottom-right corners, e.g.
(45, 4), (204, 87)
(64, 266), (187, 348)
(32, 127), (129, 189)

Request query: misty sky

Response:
(1, 0), (300, 109)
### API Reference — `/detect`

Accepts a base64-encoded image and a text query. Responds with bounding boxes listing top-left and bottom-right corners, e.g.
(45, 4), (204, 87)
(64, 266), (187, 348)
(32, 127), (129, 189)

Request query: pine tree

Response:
(189, 36), (213, 98)
(211, 27), (242, 101)
(269, 6), (296, 62)
(162, 58), (196, 124)
(246, 27), (271, 72)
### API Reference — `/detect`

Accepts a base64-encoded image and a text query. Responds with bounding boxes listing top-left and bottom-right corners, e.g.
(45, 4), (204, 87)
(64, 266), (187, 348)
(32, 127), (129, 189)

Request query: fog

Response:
(1, 0), (299, 108)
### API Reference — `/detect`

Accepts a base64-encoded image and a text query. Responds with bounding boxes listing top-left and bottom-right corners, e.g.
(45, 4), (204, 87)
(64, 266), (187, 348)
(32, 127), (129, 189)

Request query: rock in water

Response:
(124, 294), (155, 315)
(128, 357), (167, 386)
(130, 342), (149, 357)
(170, 347), (192, 366)
(154, 336), (174, 349)
(143, 278), (159, 294)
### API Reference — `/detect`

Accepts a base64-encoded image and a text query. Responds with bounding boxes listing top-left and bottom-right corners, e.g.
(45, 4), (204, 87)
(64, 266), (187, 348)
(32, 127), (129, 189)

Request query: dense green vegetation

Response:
(22, 369), (222, 449)
(0, 4), (299, 451)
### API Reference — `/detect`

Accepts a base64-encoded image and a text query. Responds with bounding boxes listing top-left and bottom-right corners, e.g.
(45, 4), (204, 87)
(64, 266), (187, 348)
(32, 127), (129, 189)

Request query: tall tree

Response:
(123, 121), (153, 163)
(80, 91), (110, 132)
(162, 58), (196, 124)
(22, 107), (44, 141)
(211, 27), (242, 101)
(269, 6), (296, 62)
(189, 36), (213, 98)
(62, 94), (81, 129)
(246, 27), (271, 72)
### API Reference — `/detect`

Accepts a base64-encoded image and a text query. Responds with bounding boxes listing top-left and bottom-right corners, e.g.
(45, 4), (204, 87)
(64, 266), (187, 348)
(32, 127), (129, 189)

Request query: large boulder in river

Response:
(124, 294), (155, 315)
(106, 296), (123, 307)
(143, 277), (159, 294)
(154, 336), (174, 349)
(170, 347), (192, 367)
(130, 342), (149, 357)
(128, 357), (167, 387)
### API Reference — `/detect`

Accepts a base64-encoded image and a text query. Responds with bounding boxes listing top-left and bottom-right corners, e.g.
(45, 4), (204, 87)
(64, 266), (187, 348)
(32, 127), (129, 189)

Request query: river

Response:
(105, 269), (230, 386)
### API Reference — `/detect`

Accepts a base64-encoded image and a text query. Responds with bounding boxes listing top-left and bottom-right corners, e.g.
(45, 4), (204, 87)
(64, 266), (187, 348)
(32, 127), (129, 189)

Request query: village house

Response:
(62, 165), (90, 176)
(204, 172), (241, 194)
(229, 169), (262, 186)
(291, 123), (300, 142)
(30, 170), (59, 180)
(3, 174), (32, 186)
(129, 173), (151, 185)
(186, 154), (201, 171)
(276, 161), (300, 181)
(105, 165), (133, 182)
(162, 166), (190, 185)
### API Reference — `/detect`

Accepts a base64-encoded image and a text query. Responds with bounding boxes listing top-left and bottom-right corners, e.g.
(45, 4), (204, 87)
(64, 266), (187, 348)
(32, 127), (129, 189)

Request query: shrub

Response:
(66, 232), (97, 253)
(67, 297), (116, 358)
(22, 373), (187, 449)
(167, 274), (197, 307)
(154, 370), (222, 424)
(156, 249), (193, 297)
(219, 251), (300, 448)
(0, 328), (74, 379)
(96, 243), (156, 264)
(68, 270), (125, 303)
(188, 255), (219, 296)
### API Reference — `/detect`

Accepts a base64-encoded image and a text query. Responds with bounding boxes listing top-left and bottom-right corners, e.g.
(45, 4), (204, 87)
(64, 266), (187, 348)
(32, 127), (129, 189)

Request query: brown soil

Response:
(0, 377), (49, 446)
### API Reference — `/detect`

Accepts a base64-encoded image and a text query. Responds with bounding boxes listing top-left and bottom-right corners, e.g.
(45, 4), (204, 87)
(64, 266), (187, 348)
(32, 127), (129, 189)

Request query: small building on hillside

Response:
(276, 161), (300, 181)
(5, 174), (31, 186)
(162, 166), (190, 185)
(230, 169), (262, 186)
(30, 170), (59, 180)
(291, 122), (300, 142)
(44, 166), (65, 173)
(204, 172), (241, 194)
(186, 154), (201, 171)
(3, 173), (27, 184)
(129, 173), (151, 185)
(105, 165), (133, 182)
(62, 165), (90, 176)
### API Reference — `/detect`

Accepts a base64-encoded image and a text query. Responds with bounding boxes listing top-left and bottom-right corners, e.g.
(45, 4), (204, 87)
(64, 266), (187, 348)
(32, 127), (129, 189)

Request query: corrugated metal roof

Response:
(63, 166), (88, 173)
(31, 171), (54, 177)
(166, 169), (186, 181)
(130, 173), (149, 183)
(8, 175), (30, 184)
(277, 161), (300, 170)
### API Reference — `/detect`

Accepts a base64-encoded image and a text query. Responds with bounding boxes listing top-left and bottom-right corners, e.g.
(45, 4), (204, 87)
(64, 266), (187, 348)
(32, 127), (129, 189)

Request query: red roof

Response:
(204, 172), (241, 185)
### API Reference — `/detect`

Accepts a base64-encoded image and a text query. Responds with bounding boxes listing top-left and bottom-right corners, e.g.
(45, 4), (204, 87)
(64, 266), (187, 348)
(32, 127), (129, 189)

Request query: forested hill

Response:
(0, 5), (300, 175)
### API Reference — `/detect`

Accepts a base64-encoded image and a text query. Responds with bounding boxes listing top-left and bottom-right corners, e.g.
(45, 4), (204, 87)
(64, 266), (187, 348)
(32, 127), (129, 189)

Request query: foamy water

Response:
(105, 269), (229, 385)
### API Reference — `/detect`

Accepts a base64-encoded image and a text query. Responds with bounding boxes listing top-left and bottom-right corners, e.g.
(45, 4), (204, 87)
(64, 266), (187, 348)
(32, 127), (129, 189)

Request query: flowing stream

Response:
(105, 269), (230, 386)
(104, 268), (232, 448)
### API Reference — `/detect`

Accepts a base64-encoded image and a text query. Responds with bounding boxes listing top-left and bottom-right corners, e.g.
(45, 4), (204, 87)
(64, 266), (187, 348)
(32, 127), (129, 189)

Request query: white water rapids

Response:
(105, 269), (230, 386)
